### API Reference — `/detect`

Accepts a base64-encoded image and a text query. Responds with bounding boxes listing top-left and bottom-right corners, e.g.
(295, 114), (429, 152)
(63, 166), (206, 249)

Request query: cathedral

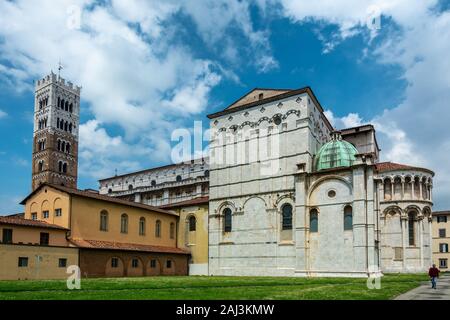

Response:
(0, 72), (436, 280)
(103, 87), (434, 277)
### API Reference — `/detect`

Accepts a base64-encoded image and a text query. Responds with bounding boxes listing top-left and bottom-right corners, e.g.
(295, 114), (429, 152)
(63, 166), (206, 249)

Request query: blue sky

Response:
(0, 0), (449, 213)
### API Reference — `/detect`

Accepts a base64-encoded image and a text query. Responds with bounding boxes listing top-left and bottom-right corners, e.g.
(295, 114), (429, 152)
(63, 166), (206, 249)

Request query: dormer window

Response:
(258, 93), (264, 100)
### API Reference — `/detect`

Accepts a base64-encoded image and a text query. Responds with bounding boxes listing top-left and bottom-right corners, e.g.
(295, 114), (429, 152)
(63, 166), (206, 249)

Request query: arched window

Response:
(57, 97), (61, 108)
(408, 212), (415, 246)
(204, 170), (210, 178)
(100, 210), (108, 231)
(170, 222), (175, 239)
(121, 214), (128, 234)
(62, 163), (68, 174)
(69, 103), (73, 113)
(344, 205), (353, 231)
(155, 220), (161, 238)
(69, 123), (72, 133)
(281, 204), (293, 230)
(61, 99), (65, 110)
(394, 177), (402, 200)
(38, 161), (44, 172)
(223, 208), (232, 232)
(65, 101), (69, 111)
(128, 185), (133, 191)
(61, 141), (66, 152)
(139, 217), (146, 236)
(66, 143), (70, 154)
(151, 180), (157, 187)
(189, 216), (197, 232)
(64, 121), (68, 131)
(58, 161), (63, 173)
(57, 139), (61, 151)
(108, 189), (113, 194)
(310, 209), (318, 233)
(176, 175), (182, 182)
(384, 178), (392, 200)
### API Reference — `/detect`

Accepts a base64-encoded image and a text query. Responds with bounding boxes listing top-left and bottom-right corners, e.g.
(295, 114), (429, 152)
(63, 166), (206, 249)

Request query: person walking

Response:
(428, 264), (440, 289)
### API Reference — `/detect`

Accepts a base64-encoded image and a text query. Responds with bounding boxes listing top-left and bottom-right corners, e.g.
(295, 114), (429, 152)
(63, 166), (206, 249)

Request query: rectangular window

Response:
(166, 260), (172, 269)
(439, 229), (446, 238)
(55, 209), (62, 217)
(40, 232), (49, 246)
(437, 216), (448, 223)
(111, 258), (119, 268)
(439, 259), (448, 269)
(2, 228), (13, 244)
(150, 260), (157, 268)
(132, 259), (139, 268)
(31, 213), (37, 220)
(42, 211), (49, 219)
(439, 243), (449, 253)
(58, 258), (67, 268)
(18, 257), (28, 267)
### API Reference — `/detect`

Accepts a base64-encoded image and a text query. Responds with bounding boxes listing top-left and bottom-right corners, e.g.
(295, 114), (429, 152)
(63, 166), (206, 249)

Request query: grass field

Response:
(0, 274), (427, 300)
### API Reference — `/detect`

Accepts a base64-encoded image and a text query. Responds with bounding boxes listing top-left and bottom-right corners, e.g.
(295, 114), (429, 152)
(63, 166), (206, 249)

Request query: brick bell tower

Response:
(31, 71), (81, 191)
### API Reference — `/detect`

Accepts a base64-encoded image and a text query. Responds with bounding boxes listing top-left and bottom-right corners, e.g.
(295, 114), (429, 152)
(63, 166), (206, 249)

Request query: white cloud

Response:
(288, 0), (450, 208)
(0, 109), (7, 119)
(0, 0), (278, 181)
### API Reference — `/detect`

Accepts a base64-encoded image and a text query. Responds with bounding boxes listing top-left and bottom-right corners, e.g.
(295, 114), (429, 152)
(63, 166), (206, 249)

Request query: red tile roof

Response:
(433, 211), (450, 216)
(375, 162), (434, 175)
(20, 183), (178, 216)
(0, 216), (69, 231)
(159, 197), (209, 209)
(70, 239), (190, 255)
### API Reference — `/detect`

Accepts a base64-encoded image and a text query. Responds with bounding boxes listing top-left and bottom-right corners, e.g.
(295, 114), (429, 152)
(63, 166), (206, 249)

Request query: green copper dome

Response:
(315, 132), (358, 171)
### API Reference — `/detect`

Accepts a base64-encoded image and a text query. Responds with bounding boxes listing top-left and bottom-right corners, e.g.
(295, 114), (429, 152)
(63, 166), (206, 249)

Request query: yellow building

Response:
(432, 211), (450, 270)
(0, 216), (78, 280)
(17, 183), (190, 278)
(161, 197), (209, 275)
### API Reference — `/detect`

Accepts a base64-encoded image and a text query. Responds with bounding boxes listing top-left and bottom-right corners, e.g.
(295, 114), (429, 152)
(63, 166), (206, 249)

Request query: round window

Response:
(273, 116), (282, 125)
(328, 190), (336, 198)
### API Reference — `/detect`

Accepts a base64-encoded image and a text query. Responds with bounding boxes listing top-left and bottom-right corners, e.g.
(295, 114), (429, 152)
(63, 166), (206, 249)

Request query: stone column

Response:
(401, 179), (405, 200)
(418, 216), (424, 269)
(294, 172), (308, 275)
(196, 184), (202, 197)
(401, 215), (408, 271)
(352, 166), (369, 273)
(419, 181), (423, 200)
(163, 189), (170, 205)
(411, 181), (415, 200)
(391, 182), (394, 200)
(134, 193), (141, 203)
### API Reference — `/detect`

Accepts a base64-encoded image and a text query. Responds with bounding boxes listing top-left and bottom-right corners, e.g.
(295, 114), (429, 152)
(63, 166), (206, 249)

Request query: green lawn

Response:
(0, 274), (427, 300)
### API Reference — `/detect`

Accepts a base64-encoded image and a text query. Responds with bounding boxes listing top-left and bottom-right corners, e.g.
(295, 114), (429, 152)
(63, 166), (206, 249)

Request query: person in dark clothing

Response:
(428, 264), (440, 289)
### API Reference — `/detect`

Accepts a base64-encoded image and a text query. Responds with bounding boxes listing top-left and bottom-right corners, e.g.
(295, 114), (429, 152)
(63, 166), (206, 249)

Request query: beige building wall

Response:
(432, 212), (450, 270)
(0, 244), (78, 280)
(0, 224), (68, 246)
(70, 196), (178, 247)
(23, 186), (179, 248)
(24, 187), (71, 228)
(176, 204), (209, 275)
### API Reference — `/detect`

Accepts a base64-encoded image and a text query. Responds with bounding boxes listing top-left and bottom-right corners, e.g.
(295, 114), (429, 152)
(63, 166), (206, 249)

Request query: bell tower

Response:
(31, 71), (81, 191)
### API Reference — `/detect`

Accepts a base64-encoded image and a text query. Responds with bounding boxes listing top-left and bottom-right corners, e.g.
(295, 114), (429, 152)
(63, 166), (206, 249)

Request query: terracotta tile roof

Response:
(20, 184), (178, 217)
(375, 162), (434, 175)
(70, 239), (190, 255)
(159, 197), (209, 209)
(433, 211), (450, 216)
(0, 216), (69, 231)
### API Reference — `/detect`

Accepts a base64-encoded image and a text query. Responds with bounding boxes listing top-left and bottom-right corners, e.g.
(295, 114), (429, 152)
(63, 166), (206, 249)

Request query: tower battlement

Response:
(35, 72), (81, 95)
